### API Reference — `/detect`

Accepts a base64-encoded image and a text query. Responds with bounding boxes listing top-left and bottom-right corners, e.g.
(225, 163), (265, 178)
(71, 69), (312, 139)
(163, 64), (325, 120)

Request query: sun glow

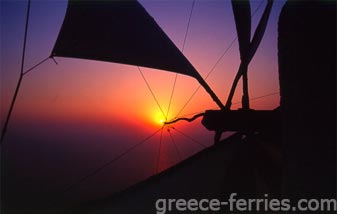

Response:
(156, 116), (167, 126)
(152, 109), (167, 126)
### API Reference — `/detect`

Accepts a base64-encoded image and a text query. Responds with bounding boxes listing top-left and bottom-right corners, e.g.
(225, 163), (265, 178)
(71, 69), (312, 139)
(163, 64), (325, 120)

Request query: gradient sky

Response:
(1, 0), (285, 207)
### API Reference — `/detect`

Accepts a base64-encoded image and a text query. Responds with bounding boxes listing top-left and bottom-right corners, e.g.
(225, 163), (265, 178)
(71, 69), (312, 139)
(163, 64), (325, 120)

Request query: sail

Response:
(231, 0), (274, 64)
(52, 0), (198, 78)
(231, 0), (251, 61)
(52, 0), (226, 109)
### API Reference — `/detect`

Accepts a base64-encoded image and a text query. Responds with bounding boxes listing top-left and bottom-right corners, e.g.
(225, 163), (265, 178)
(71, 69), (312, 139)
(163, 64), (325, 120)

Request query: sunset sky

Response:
(1, 0), (284, 206)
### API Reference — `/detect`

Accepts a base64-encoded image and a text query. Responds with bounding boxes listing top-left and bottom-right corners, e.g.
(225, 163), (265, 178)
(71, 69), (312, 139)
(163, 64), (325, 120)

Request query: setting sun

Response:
(156, 116), (166, 126)
(150, 108), (167, 127)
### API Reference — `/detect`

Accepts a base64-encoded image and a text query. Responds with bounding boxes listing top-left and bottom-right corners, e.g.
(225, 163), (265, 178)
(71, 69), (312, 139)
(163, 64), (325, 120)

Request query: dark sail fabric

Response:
(231, 0), (273, 64)
(231, 0), (251, 60)
(52, 0), (198, 78)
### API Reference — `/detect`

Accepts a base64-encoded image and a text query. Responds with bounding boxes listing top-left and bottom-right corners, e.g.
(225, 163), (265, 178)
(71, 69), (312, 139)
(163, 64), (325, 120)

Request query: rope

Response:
(138, 66), (166, 119)
(172, 127), (207, 148)
(19, 0), (30, 77)
(22, 56), (50, 76)
(156, 128), (164, 173)
(166, 74), (178, 120)
(1, 0), (31, 144)
(168, 129), (182, 161)
(51, 56), (58, 65)
(181, 0), (195, 53)
(166, 0), (195, 120)
(232, 91), (279, 105)
(51, 128), (161, 204)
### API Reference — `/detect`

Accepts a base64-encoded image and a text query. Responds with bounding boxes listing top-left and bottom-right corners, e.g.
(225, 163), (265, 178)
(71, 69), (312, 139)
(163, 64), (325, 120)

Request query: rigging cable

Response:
(166, 0), (195, 120)
(50, 128), (162, 204)
(171, 127), (207, 148)
(164, 112), (204, 125)
(156, 128), (164, 173)
(232, 91), (279, 105)
(181, 0), (195, 53)
(2, 55), (59, 143)
(138, 66), (166, 119)
(1, 0), (31, 144)
(166, 75), (178, 120)
(167, 129), (182, 161)
(174, 0), (265, 119)
(22, 56), (51, 76)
